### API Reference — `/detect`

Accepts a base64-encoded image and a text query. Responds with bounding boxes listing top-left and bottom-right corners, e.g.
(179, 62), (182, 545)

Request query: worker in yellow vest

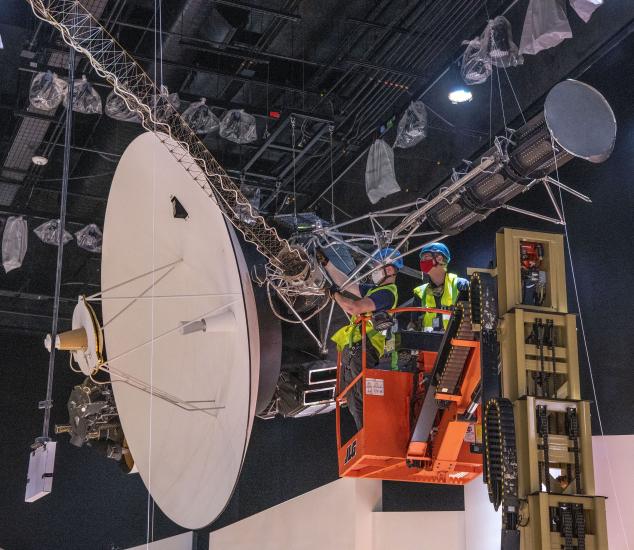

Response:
(410, 243), (469, 332)
(320, 248), (402, 429)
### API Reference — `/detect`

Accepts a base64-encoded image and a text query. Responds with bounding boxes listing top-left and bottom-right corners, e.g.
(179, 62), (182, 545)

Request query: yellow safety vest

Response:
(413, 273), (460, 330)
(331, 284), (398, 356)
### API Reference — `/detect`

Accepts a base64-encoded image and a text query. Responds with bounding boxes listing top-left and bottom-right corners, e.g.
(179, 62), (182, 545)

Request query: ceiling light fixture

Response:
(448, 89), (473, 104)
(32, 155), (49, 166)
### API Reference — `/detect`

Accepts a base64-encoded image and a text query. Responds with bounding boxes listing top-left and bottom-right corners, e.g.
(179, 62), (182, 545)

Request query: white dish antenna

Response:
(100, 131), (261, 529)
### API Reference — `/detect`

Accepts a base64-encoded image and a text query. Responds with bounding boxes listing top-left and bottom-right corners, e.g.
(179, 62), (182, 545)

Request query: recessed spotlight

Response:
(448, 89), (473, 104)
(32, 155), (48, 166)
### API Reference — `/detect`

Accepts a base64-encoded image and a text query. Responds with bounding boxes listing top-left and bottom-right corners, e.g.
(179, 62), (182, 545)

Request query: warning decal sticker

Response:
(365, 378), (384, 396)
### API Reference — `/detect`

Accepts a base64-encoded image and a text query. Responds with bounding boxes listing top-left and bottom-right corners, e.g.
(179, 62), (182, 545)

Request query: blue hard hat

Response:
(373, 247), (404, 270)
(419, 242), (451, 262)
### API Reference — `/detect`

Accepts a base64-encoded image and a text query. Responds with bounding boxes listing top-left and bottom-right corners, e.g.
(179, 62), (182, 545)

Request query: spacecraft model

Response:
(28, 0), (616, 539)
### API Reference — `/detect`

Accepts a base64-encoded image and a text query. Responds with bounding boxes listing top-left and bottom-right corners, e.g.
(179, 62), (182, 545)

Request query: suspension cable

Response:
(40, 44), (75, 442)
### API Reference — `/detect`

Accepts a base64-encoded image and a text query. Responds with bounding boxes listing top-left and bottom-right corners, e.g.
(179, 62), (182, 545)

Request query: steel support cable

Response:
(300, 0), (398, 113)
(340, 0), (481, 152)
(24, 102), (67, 207)
(358, 0), (481, 130)
(338, 0), (462, 126)
(297, 0), (480, 192)
(298, 0), (481, 200)
(284, 0), (462, 204)
(294, 0), (470, 193)
(328, 0), (433, 127)
(270, 16), (418, 198)
(296, 0), (441, 173)
(347, 1), (481, 146)
(341, 0), (481, 156)
(40, 46), (75, 441)
(27, 0), (307, 277)
(26, 0), (130, 203)
(322, 0), (445, 146)
(218, 0), (300, 100)
(550, 139), (630, 548)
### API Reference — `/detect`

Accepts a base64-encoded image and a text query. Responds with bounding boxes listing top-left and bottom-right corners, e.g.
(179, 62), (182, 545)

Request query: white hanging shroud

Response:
(2, 216), (28, 273)
(519, 0), (572, 56)
(365, 139), (400, 204)
(569, 0), (602, 23)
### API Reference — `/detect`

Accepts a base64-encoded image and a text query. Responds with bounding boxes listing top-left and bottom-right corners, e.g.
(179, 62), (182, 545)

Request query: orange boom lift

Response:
(335, 291), (486, 485)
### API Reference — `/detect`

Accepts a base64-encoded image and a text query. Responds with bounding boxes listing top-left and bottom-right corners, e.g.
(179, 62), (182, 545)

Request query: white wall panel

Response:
(125, 531), (192, 550)
(373, 511), (465, 550)
(464, 475), (501, 550)
(209, 478), (381, 550)
(592, 435), (634, 550)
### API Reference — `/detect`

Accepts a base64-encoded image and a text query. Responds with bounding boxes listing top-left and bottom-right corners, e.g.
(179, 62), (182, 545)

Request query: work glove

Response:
(315, 248), (329, 267)
(406, 321), (417, 331)
(323, 282), (340, 300)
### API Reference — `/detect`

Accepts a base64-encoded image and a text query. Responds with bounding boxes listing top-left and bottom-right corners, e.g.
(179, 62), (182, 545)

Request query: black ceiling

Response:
(0, 0), (631, 331)
(0, 0), (511, 325)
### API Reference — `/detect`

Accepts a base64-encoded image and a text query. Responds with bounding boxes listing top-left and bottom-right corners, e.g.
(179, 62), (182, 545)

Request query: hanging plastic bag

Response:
(519, 0), (572, 56)
(75, 224), (103, 253)
(461, 38), (492, 85)
(150, 85), (181, 124)
(219, 109), (257, 144)
(483, 16), (522, 68)
(105, 90), (141, 123)
(182, 98), (220, 134)
(160, 85), (181, 111)
(29, 71), (68, 111)
(394, 101), (428, 149)
(63, 75), (102, 114)
(569, 0), (602, 23)
(34, 219), (73, 246)
(2, 216), (28, 273)
(237, 184), (261, 225)
(365, 139), (400, 204)
(152, 84), (180, 116)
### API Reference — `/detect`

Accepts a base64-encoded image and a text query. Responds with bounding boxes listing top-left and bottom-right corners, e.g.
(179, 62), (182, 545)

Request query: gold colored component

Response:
(122, 438), (135, 473)
(81, 296), (104, 367)
(521, 493), (608, 550)
(54, 424), (72, 434)
(500, 310), (580, 401)
(54, 328), (88, 351)
(496, 228), (567, 316)
(494, 228), (608, 549)
(514, 397), (595, 497)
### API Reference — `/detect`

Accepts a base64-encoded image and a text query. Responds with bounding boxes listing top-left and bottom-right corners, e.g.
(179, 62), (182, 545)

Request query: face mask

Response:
(371, 268), (385, 284)
(420, 258), (436, 274)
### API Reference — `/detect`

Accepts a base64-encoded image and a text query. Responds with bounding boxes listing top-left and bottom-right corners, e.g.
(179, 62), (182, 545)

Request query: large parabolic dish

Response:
(101, 131), (262, 529)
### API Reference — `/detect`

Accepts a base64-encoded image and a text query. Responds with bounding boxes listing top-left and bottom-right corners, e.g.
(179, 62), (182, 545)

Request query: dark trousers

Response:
(342, 339), (380, 430)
